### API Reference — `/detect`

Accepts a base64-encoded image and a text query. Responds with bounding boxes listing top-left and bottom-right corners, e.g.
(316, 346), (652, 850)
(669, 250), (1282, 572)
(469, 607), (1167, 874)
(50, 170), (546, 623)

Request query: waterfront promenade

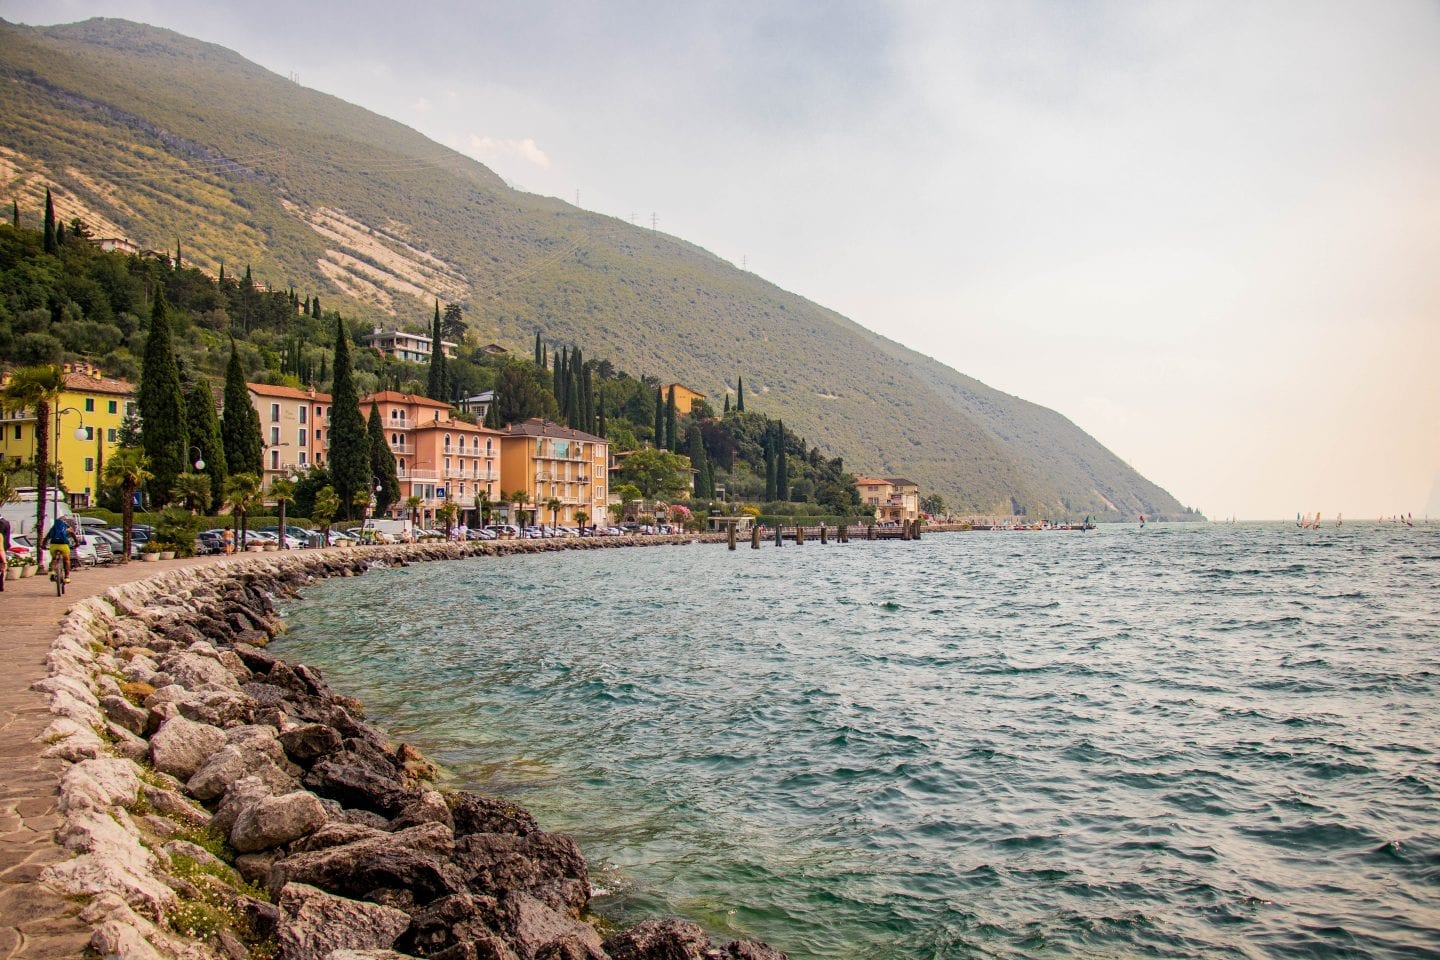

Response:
(0, 555), (222, 958)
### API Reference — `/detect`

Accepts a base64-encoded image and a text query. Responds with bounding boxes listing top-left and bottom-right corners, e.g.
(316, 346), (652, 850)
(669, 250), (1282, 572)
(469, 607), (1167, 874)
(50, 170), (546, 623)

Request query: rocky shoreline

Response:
(33, 537), (788, 960)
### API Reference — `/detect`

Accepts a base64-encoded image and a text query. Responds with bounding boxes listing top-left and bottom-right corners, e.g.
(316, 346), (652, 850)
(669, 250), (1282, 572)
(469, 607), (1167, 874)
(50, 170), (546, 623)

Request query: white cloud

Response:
(461, 135), (552, 171)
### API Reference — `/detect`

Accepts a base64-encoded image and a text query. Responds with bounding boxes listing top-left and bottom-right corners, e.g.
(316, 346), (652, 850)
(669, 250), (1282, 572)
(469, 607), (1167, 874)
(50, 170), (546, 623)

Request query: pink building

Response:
(362, 391), (502, 523)
(248, 383), (331, 488)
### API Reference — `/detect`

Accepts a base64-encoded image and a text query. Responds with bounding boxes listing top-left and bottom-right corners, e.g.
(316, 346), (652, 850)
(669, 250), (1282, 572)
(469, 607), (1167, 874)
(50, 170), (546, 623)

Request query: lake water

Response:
(276, 523), (1440, 959)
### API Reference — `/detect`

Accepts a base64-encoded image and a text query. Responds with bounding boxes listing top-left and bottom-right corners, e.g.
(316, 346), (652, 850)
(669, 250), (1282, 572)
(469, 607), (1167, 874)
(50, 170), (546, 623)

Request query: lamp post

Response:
(53, 407), (88, 514)
(188, 445), (205, 471)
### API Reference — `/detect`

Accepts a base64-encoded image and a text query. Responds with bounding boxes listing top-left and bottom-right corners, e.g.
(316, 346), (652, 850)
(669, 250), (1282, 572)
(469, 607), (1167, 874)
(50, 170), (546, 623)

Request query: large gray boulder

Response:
(275, 882), (411, 960)
(603, 919), (710, 960)
(230, 791), (328, 853)
(187, 737), (294, 801)
(268, 822), (462, 905)
(149, 715), (225, 780)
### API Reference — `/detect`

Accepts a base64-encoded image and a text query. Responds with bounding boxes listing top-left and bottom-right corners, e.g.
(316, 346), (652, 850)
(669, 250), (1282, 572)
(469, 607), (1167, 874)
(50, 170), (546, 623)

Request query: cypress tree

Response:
(582, 365), (595, 435)
(665, 386), (678, 453)
(553, 348), (565, 405)
(221, 339), (262, 478)
(43, 188), (57, 254)
(777, 420), (789, 501)
(311, 297), (321, 318)
(737, 376), (745, 412)
(368, 402), (400, 515)
(653, 386), (664, 449)
(55, 221), (66, 246)
(534, 331), (543, 366)
(764, 437), (776, 502)
(427, 301), (448, 401)
(185, 379), (228, 513)
(219, 262), (226, 285)
(484, 396), (501, 429)
(330, 317), (370, 517)
(686, 425), (708, 498)
(138, 292), (189, 507)
(10, 199), (16, 228)
(724, 394), (730, 414)
(597, 401), (607, 439)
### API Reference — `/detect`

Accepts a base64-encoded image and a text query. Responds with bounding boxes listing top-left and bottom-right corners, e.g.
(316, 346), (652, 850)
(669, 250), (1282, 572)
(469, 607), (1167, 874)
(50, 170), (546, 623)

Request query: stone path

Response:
(0, 553), (236, 958)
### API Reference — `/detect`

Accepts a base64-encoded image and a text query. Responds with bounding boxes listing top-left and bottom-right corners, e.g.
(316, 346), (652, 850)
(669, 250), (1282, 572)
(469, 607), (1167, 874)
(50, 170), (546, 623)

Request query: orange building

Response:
(362, 391), (502, 524)
(248, 383), (331, 488)
(660, 383), (707, 416)
(499, 419), (609, 527)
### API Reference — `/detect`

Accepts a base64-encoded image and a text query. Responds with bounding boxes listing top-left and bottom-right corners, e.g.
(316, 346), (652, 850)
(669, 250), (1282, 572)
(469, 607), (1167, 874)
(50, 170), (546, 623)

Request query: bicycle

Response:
(49, 549), (67, 596)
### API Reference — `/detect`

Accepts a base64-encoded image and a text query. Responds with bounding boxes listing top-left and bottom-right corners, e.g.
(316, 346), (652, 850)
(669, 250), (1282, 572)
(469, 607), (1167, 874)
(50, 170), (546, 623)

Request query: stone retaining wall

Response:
(33, 538), (786, 960)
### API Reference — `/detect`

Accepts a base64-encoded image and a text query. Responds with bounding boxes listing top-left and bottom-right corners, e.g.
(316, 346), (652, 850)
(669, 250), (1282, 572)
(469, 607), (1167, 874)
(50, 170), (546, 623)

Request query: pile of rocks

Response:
(34, 547), (784, 960)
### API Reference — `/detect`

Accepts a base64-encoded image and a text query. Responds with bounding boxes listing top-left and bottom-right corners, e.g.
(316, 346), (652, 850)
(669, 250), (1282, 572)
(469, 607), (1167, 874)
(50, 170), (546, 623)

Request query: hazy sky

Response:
(6, 0), (1438, 519)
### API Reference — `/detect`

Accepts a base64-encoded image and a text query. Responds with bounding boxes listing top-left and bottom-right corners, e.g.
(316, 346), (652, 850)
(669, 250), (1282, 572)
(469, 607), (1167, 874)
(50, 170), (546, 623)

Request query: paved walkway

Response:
(0, 554), (226, 958)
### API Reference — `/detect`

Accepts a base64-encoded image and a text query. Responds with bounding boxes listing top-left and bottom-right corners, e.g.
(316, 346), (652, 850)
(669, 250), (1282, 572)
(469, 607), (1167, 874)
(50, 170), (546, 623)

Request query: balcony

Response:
(389, 442), (416, 455)
(397, 469), (439, 481)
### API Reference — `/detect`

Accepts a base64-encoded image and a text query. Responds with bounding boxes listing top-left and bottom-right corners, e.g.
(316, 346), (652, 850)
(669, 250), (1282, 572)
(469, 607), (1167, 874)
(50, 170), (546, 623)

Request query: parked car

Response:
(88, 526), (139, 559)
(196, 529), (228, 555)
(485, 524), (520, 539)
(466, 528), (497, 540)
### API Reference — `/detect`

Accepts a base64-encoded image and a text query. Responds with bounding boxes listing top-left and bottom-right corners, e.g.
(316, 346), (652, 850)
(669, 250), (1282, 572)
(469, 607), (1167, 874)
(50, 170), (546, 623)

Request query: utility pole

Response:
(650, 212), (657, 231)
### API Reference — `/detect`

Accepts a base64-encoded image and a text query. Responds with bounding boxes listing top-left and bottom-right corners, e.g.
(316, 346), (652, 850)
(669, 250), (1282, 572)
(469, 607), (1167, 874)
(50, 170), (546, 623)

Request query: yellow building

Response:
(854, 475), (921, 524)
(660, 383), (707, 416)
(499, 419), (609, 526)
(247, 383), (332, 489)
(0, 363), (135, 508)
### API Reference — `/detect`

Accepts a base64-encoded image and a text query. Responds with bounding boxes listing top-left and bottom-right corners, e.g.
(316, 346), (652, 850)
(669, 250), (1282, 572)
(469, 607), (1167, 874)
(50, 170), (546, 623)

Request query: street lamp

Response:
(53, 407), (88, 513)
(189, 445), (205, 471)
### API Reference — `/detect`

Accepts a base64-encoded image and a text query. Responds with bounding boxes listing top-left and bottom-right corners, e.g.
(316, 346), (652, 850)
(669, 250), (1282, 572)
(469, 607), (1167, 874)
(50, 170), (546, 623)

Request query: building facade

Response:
(364, 328), (458, 363)
(660, 383), (707, 416)
(499, 419), (609, 527)
(0, 363), (135, 508)
(248, 384), (332, 488)
(854, 475), (921, 523)
(362, 391), (502, 524)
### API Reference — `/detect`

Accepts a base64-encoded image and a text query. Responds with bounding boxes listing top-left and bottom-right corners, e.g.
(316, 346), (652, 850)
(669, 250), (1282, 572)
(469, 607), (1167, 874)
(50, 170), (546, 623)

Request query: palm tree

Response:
(2, 365), (66, 538)
(171, 472), (211, 515)
(512, 489), (531, 528)
(223, 472), (261, 549)
(546, 496), (561, 533)
(313, 485), (340, 545)
(437, 498), (459, 539)
(405, 494), (422, 529)
(102, 448), (152, 563)
(575, 510), (589, 534)
(271, 477), (297, 548)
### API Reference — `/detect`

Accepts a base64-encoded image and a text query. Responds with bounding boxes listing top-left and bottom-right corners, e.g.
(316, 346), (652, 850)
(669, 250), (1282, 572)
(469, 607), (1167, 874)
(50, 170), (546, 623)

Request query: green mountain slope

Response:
(0, 17), (1195, 520)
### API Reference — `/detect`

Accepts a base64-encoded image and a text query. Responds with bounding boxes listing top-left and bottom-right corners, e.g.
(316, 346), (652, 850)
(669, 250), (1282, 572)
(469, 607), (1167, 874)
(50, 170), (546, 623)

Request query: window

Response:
(108, 400), (117, 414)
(107, 428), (117, 443)
(270, 426), (280, 445)
(125, 401), (135, 416)
(299, 452), (308, 467)
(444, 434), (452, 449)
(298, 429), (307, 447)
(315, 428), (322, 441)
(84, 427), (95, 440)
(11, 426), (19, 440)
(84, 398), (95, 412)
(84, 457), (94, 471)
(299, 407), (307, 424)
(270, 450), (279, 469)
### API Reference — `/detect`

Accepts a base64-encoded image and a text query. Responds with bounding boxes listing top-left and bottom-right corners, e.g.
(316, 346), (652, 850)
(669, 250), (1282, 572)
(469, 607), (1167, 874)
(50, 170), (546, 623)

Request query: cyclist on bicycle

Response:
(46, 516), (73, 583)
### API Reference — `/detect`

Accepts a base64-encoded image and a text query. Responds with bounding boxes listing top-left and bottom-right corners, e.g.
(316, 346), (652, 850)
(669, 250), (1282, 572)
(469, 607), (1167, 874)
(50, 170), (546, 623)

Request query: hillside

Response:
(0, 17), (1196, 520)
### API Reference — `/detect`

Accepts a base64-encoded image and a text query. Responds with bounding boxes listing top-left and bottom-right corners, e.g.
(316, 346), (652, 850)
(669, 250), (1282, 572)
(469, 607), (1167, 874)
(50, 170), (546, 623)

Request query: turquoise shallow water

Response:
(276, 523), (1440, 959)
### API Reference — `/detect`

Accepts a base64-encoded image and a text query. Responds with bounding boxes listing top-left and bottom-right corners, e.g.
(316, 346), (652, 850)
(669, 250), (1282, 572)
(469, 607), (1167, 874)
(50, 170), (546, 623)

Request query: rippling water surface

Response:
(277, 523), (1440, 959)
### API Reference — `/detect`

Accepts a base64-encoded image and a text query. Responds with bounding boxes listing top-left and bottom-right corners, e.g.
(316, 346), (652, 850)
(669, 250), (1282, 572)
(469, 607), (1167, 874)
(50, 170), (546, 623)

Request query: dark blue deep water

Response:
(276, 523), (1440, 959)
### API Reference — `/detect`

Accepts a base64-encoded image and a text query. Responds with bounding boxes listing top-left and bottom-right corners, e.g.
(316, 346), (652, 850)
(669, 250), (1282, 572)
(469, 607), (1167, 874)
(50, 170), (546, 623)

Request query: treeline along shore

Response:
(33, 533), (797, 960)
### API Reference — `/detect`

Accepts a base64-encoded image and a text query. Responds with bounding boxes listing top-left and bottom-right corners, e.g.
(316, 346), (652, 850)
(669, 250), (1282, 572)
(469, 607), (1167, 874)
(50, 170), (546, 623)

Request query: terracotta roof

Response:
(503, 418), (605, 443)
(62, 371), (134, 395)
(411, 418), (501, 435)
(247, 382), (332, 402)
(362, 391), (450, 409)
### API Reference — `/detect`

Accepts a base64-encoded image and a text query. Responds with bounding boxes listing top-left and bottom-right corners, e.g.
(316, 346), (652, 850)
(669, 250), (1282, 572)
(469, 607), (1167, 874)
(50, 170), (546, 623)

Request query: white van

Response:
(360, 517), (413, 544)
(1, 501), (98, 566)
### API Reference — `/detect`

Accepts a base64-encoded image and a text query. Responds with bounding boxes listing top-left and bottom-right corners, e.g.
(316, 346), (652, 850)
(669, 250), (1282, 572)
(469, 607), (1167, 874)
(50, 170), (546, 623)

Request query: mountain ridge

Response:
(0, 16), (1196, 520)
